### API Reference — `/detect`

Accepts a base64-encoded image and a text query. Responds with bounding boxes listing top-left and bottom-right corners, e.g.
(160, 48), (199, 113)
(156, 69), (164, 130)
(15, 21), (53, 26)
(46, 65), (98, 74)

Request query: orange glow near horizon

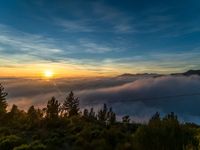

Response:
(0, 63), (119, 78)
(0, 62), (176, 78)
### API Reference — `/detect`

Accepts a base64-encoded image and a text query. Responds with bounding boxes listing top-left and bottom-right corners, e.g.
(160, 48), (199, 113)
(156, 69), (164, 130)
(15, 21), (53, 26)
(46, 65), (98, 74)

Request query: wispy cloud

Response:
(79, 39), (120, 53)
(92, 2), (135, 33)
(0, 24), (120, 66)
(57, 19), (96, 33)
(0, 24), (65, 62)
(54, 1), (135, 34)
(54, 1), (200, 36)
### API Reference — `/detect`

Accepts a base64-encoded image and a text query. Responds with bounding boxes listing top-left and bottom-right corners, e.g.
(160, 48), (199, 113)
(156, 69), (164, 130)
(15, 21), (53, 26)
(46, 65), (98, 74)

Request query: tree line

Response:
(0, 83), (199, 150)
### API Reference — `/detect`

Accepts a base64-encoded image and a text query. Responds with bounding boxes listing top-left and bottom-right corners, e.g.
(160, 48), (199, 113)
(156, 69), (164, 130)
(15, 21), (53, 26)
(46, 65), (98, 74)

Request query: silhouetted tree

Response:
(133, 112), (199, 150)
(46, 97), (60, 120)
(27, 105), (40, 127)
(89, 108), (96, 120)
(98, 104), (108, 123)
(163, 112), (178, 122)
(122, 115), (130, 124)
(107, 107), (116, 124)
(9, 104), (20, 118)
(63, 91), (79, 117)
(8, 104), (26, 127)
(150, 112), (160, 121)
(149, 112), (161, 126)
(0, 84), (8, 116)
(83, 109), (89, 119)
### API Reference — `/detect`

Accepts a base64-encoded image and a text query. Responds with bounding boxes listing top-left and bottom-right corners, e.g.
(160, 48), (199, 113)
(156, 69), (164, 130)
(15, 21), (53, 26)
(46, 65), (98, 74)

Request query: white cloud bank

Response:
(1, 75), (200, 123)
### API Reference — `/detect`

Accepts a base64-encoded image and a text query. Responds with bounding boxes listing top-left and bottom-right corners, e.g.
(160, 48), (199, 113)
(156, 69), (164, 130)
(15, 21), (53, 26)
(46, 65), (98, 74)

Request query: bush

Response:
(0, 135), (24, 150)
(0, 127), (11, 136)
(30, 141), (46, 150)
(14, 141), (46, 150)
(13, 144), (30, 150)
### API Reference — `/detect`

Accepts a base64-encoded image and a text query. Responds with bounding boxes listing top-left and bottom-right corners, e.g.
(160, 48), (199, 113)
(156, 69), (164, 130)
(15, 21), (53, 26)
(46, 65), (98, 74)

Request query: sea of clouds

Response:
(1, 75), (200, 123)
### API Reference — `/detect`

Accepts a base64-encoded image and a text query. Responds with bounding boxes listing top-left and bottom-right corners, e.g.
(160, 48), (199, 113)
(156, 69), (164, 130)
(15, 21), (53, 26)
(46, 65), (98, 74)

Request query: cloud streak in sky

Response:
(0, 22), (200, 75)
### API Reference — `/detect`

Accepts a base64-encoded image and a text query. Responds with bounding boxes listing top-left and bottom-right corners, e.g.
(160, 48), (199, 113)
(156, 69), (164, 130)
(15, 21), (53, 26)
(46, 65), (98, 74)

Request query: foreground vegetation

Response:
(0, 84), (200, 150)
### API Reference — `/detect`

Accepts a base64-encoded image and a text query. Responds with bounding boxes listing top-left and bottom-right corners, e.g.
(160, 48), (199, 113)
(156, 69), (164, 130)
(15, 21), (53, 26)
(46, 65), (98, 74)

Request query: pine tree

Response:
(10, 104), (20, 116)
(122, 115), (130, 124)
(8, 104), (25, 124)
(27, 105), (39, 126)
(107, 107), (116, 124)
(46, 97), (60, 120)
(8, 104), (20, 121)
(89, 108), (96, 120)
(149, 112), (161, 125)
(0, 84), (8, 115)
(98, 104), (108, 122)
(63, 91), (79, 117)
(83, 109), (89, 118)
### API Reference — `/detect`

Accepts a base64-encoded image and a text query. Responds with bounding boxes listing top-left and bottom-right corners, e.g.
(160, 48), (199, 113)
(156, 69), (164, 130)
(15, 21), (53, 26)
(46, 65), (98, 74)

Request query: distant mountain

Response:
(183, 70), (200, 76)
(117, 73), (161, 78)
(118, 69), (200, 78)
(171, 69), (200, 76)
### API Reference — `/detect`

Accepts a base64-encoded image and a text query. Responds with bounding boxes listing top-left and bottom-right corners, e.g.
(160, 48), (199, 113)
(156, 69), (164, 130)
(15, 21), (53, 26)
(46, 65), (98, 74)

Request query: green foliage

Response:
(0, 135), (23, 150)
(88, 108), (97, 120)
(0, 127), (11, 136)
(63, 91), (79, 117)
(9, 105), (21, 120)
(107, 107), (116, 125)
(13, 144), (30, 150)
(7, 105), (27, 128)
(83, 109), (89, 118)
(97, 104), (116, 125)
(46, 97), (60, 120)
(13, 141), (46, 150)
(26, 106), (41, 129)
(133, 112), (199, 150)
(98, 104), (108, 122)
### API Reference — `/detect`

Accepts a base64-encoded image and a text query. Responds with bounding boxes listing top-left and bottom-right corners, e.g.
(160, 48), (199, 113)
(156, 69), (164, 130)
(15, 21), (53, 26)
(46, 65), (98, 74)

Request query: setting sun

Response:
(44, 70), (54, 78)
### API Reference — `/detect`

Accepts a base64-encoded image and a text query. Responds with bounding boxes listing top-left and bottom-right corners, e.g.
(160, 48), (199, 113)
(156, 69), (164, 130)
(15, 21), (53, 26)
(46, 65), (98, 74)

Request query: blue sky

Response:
(0, 0), (200, 76)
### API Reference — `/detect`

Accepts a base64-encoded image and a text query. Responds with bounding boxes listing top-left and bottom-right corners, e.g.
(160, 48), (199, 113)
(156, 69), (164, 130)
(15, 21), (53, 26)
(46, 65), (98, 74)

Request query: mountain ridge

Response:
(117, 69), (200, 78)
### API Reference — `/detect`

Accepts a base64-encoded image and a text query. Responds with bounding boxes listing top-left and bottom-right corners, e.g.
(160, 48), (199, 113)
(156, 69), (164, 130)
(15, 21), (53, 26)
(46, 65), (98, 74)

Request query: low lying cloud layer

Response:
(1, 75), (200, 123)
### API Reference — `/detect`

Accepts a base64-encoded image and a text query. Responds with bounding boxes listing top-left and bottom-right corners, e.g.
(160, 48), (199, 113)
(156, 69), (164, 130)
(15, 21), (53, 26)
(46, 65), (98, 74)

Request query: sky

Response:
(0, 0), (200, 77)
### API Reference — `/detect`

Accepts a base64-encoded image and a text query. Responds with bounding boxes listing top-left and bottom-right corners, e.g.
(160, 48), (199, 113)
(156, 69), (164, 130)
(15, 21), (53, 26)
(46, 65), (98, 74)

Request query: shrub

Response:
(0, 135), (23, 150)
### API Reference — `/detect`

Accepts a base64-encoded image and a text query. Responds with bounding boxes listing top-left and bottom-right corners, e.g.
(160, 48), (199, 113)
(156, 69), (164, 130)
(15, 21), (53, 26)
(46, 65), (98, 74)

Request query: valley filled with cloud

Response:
(1, 74), (200, 123)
